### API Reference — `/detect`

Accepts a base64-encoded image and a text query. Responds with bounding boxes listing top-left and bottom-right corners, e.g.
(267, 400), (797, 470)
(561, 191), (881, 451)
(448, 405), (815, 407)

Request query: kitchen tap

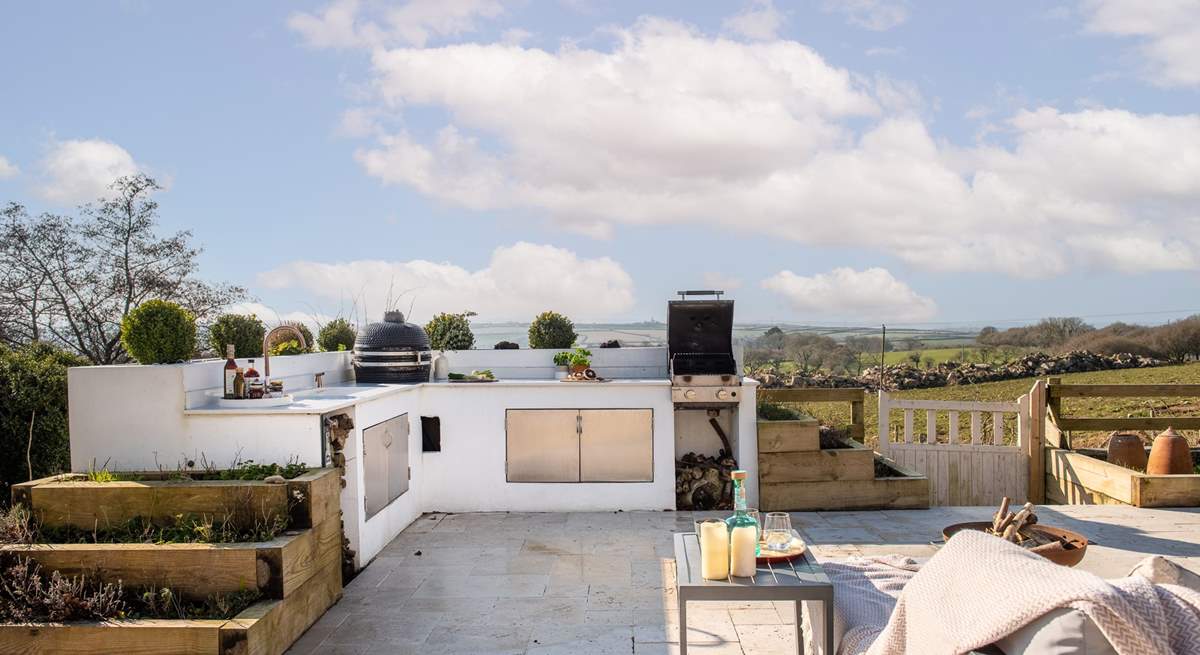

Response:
(262, 325), (308, 382)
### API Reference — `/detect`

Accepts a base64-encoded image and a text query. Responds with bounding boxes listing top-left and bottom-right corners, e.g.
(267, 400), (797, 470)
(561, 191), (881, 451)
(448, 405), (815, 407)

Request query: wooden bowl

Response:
(942, 522), (1088, 567)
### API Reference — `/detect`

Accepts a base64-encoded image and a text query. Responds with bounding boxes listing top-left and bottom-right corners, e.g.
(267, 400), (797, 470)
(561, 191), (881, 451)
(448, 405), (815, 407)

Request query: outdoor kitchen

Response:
(66, 292), (760, 568)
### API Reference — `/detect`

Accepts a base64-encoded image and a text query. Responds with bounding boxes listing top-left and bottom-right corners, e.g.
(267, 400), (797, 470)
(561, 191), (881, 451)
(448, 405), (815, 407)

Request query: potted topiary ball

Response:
(208, 313), (265, 357)
(318, 318), (357, 352)
(121, 299), (197, 364)
(528, 311), (576, 349)
(425, 311), (476, 351)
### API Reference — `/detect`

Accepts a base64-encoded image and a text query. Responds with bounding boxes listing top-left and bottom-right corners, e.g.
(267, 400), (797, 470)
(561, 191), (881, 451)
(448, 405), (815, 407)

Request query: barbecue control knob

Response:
(716, 389), (729, 400)
(684, 389), (697, 400)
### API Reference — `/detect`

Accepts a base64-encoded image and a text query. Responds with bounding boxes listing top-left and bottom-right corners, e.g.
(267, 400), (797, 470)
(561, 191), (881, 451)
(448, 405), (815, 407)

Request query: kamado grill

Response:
(668, 290), (742, 407)
(353, 311), (433, 384)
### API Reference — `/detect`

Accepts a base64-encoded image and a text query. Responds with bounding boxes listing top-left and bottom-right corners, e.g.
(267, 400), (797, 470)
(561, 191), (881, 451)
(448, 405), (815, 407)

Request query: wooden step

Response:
(759, 446), (875, 483)
(757, 418), (820, 453)
(760, 477), (930, 512)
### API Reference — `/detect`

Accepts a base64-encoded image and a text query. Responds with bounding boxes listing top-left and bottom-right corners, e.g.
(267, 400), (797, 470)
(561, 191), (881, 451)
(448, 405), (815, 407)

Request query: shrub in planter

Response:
(120, 299), (196, 364)
(208, 313), (265, 358)
(425, 312), (476, 351)
(318, 318), (356, 352)
(757, 401), (803, 421)
(266, 321), (314, 354)
(0, 343), (84, 503)
(528, 311), (576, 349)
(494, 341), (519, 350)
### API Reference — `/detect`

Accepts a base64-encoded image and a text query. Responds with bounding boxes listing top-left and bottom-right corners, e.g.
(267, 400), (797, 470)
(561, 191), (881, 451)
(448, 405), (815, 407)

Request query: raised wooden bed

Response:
(12, 468), (339, 531)
(758, 415), (820, 453)
(760, 434), (874, 483)
(761, 450), (929, 511)
(2, 468), (344, 654)
(1045, 448), (1200, 507)
(0, 556), (342, 655)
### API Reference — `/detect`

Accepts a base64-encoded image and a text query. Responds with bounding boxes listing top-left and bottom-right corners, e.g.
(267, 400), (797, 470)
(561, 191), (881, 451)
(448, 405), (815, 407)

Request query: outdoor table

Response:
(674, 532), (835, 655)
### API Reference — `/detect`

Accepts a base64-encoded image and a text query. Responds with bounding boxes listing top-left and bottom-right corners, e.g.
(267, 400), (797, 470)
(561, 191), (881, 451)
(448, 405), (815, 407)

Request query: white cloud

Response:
(761, 267), (936, 322)
(723, 0), (785, 41)
(37, 139), (143, 204)
(0, 156), (18, 179)
(1081, 0), (1200, 87)
(824, 0), (909, 31)
(288, 0), (505, 49)
(702, 272), (743, 291)
(257, 242), (635, 322)
(222, 302), (333, 335)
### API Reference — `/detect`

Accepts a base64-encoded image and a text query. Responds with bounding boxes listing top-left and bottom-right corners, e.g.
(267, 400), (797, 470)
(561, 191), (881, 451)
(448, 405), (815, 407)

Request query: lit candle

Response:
(729, 525), (757, 577)
(699, 520), (729, 580)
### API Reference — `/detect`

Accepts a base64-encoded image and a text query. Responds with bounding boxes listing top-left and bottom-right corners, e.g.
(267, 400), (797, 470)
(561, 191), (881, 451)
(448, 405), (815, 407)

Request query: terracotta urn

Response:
(1106, 432), (1147, 470)
(1147, 427), (1193, 475)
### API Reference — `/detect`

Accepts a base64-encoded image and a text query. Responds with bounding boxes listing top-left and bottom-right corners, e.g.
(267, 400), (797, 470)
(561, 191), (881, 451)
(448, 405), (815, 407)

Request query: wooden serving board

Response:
(448, 378), (497, 383)
(756, 530), (806, 563)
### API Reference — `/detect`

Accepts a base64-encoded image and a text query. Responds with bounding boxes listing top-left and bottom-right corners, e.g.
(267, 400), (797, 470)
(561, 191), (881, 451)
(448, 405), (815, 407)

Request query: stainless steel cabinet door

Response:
(363, 413), (409, 519)
(580, 409), (653, 482)
(506, 409), (580, 482)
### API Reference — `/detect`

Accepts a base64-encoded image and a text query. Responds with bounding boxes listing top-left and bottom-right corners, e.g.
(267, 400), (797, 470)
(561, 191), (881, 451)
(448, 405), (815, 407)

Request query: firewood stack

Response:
(675, 451), (736, 511)
(989, 496), (1039, 544)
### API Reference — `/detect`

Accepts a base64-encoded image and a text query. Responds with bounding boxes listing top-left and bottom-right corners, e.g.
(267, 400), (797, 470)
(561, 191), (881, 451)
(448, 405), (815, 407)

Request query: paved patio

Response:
(288, 505), (1200, 654)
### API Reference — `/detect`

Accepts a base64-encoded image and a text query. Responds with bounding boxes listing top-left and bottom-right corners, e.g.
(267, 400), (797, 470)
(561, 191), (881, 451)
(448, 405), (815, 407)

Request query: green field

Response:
(776, 362), (1200, 450)
(881, 347), (981, 366)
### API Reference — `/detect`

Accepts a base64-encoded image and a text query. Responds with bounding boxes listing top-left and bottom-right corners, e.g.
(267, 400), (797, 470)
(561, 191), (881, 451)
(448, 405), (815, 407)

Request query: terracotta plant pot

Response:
(1147, 427), (1193, 475)
(1106, 432), (1147, 471)
(570, 364), (588, 375)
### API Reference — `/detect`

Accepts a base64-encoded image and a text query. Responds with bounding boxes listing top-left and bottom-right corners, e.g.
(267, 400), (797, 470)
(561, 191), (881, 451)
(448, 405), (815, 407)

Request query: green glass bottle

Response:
(725, 470), (759, 576)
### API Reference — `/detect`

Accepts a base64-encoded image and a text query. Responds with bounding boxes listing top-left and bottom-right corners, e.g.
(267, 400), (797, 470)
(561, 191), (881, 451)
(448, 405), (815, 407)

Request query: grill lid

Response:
(354, 311), (431, 352)
(667, 299), (734, 357)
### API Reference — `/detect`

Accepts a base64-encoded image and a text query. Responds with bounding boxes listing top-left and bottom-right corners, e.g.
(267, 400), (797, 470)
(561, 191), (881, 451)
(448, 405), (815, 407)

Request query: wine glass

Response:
(764, 512), (793, 552)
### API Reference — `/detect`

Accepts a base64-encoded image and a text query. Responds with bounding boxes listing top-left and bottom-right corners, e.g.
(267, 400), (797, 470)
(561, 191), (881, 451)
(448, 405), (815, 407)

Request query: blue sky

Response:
(2, 1), (1199, 328)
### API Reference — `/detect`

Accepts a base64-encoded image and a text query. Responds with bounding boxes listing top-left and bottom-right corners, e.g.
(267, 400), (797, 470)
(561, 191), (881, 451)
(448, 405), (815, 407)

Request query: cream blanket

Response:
(844, 530), (1200, 655)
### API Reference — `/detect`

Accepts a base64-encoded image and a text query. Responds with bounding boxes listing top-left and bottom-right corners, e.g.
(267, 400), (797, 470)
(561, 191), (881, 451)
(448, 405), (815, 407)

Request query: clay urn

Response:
(1146, 427), (1193, 475)
(1106, 432), (1147, 471)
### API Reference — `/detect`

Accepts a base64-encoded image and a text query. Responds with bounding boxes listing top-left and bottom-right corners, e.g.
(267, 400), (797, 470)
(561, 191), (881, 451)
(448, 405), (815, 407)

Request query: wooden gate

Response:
(878, 391), (1031, 506)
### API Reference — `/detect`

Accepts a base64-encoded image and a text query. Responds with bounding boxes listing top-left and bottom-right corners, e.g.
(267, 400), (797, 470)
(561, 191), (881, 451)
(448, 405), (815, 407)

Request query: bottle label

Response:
(225, 370), (236, 398)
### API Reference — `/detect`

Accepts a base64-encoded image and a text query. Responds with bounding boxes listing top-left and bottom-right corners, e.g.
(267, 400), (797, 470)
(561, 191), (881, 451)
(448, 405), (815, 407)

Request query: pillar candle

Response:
(729, 525), (757, 577)
(699, 522), (729, 580)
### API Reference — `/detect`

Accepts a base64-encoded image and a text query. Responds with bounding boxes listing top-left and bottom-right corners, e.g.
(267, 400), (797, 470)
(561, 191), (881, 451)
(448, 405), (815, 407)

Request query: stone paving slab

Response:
(287, 506), (1200, 654)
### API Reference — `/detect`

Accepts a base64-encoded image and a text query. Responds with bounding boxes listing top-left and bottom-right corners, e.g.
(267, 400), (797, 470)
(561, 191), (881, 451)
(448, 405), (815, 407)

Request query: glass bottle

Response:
(726, 470), (759, 577)
(233, 367), (246, 399)
(223, 344), (238, 399)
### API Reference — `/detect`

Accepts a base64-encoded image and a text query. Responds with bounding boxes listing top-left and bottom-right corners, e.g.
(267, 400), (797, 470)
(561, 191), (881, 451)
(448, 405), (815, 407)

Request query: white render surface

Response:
(67, 349), (759, 566)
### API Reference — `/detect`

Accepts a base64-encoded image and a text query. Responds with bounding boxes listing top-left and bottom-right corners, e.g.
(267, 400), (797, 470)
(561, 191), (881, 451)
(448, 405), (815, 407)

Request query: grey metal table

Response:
(674, 532), (834, 655)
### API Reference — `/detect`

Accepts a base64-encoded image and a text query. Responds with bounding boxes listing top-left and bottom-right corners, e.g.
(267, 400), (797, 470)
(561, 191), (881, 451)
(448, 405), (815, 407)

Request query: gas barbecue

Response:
(668, 290), (743, 406)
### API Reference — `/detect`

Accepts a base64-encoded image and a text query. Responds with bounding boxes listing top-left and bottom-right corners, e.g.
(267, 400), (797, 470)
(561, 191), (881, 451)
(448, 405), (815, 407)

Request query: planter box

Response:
(759, 435), (874, 483)
(0, 516), (342, 601)
(12, 468), (339, 531)
(760, 455), (929, 511)
(1045, 448), (1200, 508)
(0, 467), (344, 653)
(0, 554), (342, 655)
(757, 417), (819, 453)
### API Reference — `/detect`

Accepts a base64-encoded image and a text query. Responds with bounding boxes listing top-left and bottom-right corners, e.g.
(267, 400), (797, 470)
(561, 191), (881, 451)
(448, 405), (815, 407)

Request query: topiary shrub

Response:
(266, 322), (313, 353)
(120, 299), (196, 364)
(528, 311), (576, 349)
(318, 318), (357, 352)
(208, 313), (265, 358)
(494, 341), (519, 350)
(0, 343), (85, 503)
(425, 312), (476, 351)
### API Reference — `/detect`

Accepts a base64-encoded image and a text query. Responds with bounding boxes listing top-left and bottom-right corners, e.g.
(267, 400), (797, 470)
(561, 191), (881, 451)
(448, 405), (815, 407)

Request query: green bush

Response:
(494, 340), (519, 350)
(318, 318), (357, 352)
(120, 300), (196, 364)
(757, 401), (803, 421)
(425, 312), (475, 351)
(266, 322), (313, 353)
(0, 343), (85, 503)
(208, 313), (265, 358)
(528, 311), (576, 349)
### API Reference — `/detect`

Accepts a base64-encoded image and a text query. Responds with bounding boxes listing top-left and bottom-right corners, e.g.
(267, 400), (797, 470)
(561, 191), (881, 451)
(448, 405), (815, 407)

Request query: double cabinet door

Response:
(506, 409), (653, 483)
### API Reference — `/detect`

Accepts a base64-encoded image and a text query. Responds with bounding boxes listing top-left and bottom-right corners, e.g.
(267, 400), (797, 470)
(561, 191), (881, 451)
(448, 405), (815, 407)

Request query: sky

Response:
(2, 1), (1200, 329)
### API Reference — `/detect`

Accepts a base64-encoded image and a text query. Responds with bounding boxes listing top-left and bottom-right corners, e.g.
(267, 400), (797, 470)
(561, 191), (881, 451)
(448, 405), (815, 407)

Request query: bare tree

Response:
(0, 175), (247, 363)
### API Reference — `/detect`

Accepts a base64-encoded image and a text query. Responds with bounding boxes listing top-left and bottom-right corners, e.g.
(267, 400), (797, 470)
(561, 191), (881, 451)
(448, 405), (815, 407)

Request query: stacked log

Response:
(675, 451), (736, 511)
